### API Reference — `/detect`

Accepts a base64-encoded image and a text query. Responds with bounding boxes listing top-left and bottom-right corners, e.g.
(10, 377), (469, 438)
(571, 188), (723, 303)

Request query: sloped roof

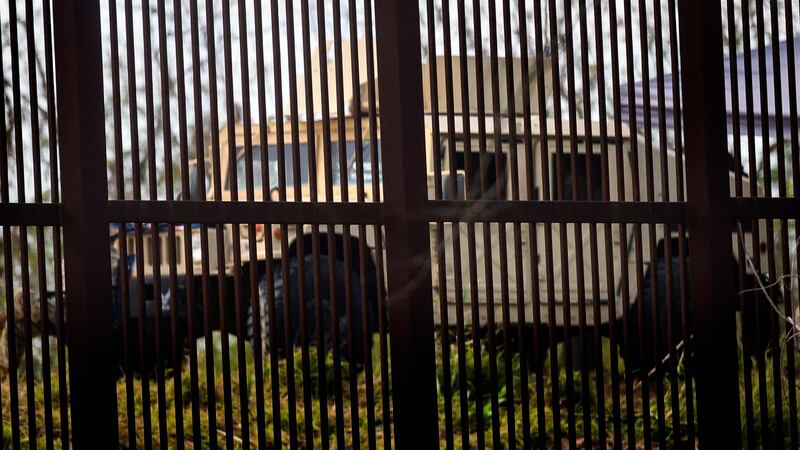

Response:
(621, 37), (800, 139)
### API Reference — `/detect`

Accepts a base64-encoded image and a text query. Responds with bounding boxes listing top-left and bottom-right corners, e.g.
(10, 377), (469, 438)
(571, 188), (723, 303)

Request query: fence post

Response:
(52, 1), (118, 447)
(677, 1), (741, 447)
(373, 1), (440, 447)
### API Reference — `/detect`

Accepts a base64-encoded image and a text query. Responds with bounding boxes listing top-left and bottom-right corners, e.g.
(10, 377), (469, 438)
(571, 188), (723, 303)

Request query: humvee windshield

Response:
(331, 140), (382, 186)
(230, 144), (310, 191)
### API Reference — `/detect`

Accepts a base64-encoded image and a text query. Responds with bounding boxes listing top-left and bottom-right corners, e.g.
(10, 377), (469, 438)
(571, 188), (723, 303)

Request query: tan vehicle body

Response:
(131, 48), (767, 330)
(131, 113), (765, 330)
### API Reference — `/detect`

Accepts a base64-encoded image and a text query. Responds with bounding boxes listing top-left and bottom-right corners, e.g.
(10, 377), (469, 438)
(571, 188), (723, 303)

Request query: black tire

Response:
(247, 254), (376, 363)
(519, 324), (550, 373)
(623, 255), (685, 375)
(739, 272), (778, 359)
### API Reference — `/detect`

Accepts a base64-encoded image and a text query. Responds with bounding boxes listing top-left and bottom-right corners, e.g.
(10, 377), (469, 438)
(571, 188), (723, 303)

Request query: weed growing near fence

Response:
(1, 329), (798, 448)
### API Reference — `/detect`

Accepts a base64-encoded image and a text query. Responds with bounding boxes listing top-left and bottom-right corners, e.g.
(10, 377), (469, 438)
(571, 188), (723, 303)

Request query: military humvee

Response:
(120, 48), (769, 371)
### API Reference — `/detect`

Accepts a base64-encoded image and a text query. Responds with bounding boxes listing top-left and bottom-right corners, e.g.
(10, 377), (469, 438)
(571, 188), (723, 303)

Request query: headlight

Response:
(191, 232), (202, 263)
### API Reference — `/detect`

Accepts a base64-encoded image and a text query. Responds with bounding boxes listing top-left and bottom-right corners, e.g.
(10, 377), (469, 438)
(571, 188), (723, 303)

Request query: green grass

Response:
(2, 328), (799, 448)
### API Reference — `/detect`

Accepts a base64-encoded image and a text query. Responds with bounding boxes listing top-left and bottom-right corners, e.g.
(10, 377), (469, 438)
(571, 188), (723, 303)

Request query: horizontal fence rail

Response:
(0, 0), (799, 448)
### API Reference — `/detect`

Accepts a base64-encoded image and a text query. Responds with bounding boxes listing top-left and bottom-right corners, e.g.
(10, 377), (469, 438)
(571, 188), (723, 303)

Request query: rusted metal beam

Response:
(731, 197), (800, 220)
(52, 1), (118, 447)
(678, 0), (741, 447)
(108, 200), (384, 225)
(374, 0), (439, 447)
(422, 200), (688, 224)
(0, 203), (60, 226)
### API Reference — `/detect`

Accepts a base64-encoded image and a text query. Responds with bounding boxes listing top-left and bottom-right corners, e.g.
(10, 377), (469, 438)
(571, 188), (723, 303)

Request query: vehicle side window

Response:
(443, 138), (508, 200)
(550, 151), (603, 201)
(227, 144), (310, 191)
(442, 172), (466, 200)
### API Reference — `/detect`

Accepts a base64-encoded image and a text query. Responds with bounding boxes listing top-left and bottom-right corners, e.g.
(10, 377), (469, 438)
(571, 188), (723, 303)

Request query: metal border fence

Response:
(0, 0), (798, 448)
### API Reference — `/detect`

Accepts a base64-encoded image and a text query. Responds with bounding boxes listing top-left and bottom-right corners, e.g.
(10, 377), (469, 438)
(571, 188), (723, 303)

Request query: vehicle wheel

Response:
(246, 255), (375, 363)
(622, 255), (684, 375)
(519, 324), (549, 373)
(739, 272), (778, 359)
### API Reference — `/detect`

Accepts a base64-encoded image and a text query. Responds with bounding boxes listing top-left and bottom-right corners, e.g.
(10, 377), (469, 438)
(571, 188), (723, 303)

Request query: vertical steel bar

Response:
(0, 10), (21, 444)
(739, 2), (769, 447)
(724, 0), (754, 446)
(559, 1), (581, 445)
(345, 4), (378, 448)
(107, 1), (136, 446)
(677, 1), (741, 447)
(636, 1), (667, 445)
(269, 1), (300, 446)
(24, 0), (54, 443)
(524, 2), (551, 447)
(155, 2), (184, 447)
(278, 5), (302, 449)
(51, 224), (68, 448)
(425, 2), (452, 448)
(484, 1), (508, 448)
(121, 1), (154, 445)
(653, 5), (683, 434)
(543, 0), (567, 443)
(251, 0), (271, 445)
(171, 0), (200, 445)
(754, 2), (784, 443)
(767, 5), (794, 446)
(23, 2), (52, 447)
(782, 3), (800, 446)
(298, 2), (325, 448)
(622, 2), (649, 445)
(329, 3), (361, 442)
(218, 1), (240, 443)
(576, 1), (603, 445)
(591, 2), (621, 447)
(331, 2), (359, 444)
(284, 0), (315, 445)
(437, 0), (459, 446)
(4, 230), (22, 450)
(204, 1), (237, 443)
(220, 1), (250, 446)
(356, 221), (377, 448)
(374, 0), (439, 446)
(634, 3), (662, 447)
(312, 1), (346, 445)
(361, 2), (392, 444)
(40, 0), (69, 445)
(500, 1), (528, 448)
(487, 2), (514, 445)
(666, 1), (696, 443)
(604, 0), (627, 445)
(139, 1), (170, 444)
(514, 4), (537, 447)
(307, 1), (331, 447)
(188, 0), (213, 445)
(652, 7), (682, 444)
(352, 128), (378, 443)
(485, 5), (503, 444)
(8, 0), (37, 442)
(52, 0), (119, 446)
(469, 1), (489, 445)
